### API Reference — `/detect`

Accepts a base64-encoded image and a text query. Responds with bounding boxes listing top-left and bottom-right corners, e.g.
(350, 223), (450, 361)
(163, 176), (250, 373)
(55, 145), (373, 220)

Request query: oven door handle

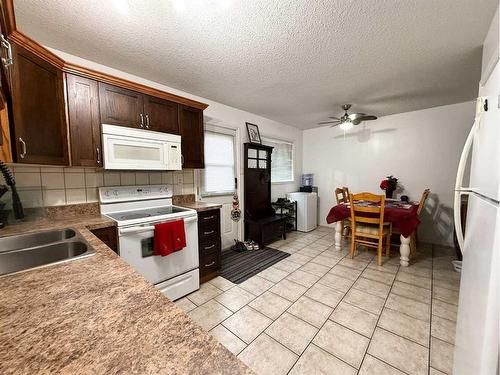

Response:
(119, 216), (197, 235)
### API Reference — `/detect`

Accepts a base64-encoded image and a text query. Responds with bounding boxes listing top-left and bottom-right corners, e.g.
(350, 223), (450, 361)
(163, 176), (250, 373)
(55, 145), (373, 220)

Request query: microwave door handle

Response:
(119, 216), (197, 234)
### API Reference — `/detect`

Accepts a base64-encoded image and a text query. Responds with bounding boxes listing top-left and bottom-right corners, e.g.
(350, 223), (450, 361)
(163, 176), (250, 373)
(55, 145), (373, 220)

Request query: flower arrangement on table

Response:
(380, 175), (398, 198)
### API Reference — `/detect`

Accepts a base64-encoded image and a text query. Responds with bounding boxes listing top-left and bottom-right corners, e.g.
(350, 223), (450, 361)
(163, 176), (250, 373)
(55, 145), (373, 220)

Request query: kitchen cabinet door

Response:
(179, 105), (204, 169)
(144, 95), (179, 134)
(98, 82), (144, 129)
(0, 23), (12, 162)
(66, 74), (101, 167)
(10, 43), (68, 165)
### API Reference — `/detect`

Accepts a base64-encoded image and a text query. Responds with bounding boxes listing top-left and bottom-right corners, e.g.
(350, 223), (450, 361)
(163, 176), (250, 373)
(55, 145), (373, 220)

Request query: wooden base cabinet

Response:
(197, 209), (221, 283)
(91, 226), (118, 254)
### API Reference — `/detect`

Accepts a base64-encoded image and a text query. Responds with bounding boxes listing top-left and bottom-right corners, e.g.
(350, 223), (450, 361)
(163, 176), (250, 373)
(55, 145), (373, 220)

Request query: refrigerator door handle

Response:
(453, 97), (485, 254)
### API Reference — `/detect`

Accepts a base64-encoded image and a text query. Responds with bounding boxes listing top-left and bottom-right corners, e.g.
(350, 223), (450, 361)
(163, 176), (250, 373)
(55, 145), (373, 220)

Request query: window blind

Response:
(201, 131), (235, 195)
(263, 137), (294, 183)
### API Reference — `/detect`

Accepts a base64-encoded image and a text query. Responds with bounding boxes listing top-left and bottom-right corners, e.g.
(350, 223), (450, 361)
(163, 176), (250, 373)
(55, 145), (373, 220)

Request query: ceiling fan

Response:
(318, 104), (378, 130)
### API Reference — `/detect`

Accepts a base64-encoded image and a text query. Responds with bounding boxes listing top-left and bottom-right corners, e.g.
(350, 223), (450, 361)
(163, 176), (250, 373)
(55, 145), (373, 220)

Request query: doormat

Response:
(220, 247), (290, 284)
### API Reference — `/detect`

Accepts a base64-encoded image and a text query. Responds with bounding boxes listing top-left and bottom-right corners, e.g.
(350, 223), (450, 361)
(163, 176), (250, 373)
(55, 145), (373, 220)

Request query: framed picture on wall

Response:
(246, 122), (262, 144)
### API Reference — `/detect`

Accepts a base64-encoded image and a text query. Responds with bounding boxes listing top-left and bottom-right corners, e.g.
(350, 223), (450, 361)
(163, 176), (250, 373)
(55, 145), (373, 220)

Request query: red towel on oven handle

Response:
(153, 219), (187, 257)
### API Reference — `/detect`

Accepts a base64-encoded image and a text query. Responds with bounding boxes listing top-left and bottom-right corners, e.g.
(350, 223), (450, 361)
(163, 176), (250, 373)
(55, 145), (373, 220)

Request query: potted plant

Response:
(380, 175), (398, 198)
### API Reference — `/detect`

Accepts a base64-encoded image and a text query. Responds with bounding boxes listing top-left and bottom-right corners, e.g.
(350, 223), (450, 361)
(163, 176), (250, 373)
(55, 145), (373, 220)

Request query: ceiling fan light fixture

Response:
(340, 121), (353, 131)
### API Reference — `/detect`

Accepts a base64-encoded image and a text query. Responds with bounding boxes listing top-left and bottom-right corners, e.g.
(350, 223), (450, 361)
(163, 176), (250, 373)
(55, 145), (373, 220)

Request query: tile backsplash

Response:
(3, 165), (195, 208)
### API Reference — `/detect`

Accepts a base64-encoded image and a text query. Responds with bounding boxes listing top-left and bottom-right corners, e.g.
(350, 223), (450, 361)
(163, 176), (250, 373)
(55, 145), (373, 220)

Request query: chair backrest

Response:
(417, 189), (430, 215)
(342, 186), (350, 198)
(349, 192), (385, 234)
(335, 188), (347, 204)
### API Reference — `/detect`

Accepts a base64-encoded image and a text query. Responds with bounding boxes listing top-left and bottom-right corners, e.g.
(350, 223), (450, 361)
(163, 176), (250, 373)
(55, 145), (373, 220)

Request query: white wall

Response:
(49, 48), (303, 202)
(303, 101), (475, 246)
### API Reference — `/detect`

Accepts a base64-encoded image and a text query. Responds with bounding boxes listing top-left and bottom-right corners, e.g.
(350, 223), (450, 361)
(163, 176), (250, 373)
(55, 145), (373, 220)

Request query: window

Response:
(263, 137), (294, 183)
(201, 129), (236, 196)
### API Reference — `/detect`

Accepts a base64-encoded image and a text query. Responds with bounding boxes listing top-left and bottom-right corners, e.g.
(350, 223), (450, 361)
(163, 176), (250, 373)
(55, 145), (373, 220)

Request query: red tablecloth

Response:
(326, 201), (420, 238)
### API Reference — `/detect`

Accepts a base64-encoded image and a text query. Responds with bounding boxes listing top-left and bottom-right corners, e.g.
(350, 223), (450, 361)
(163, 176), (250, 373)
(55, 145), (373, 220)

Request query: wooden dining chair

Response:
(417, 189), (430, 216)
(335, 187), (347, 204)
(392, 188), (430, 257)
(334, 187), (351, 238)
(342, 186), (350, 199)
(349, 192), (392, 266)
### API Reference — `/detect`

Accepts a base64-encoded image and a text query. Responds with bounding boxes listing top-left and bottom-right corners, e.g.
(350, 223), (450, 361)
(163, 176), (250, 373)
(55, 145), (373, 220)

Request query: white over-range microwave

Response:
(101, 124), (182, 170)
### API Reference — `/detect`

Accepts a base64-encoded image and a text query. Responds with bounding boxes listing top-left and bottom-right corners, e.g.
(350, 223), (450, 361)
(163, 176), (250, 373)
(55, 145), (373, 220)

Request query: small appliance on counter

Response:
(287, 191), (317, 232)
(299, 173), (318, 192)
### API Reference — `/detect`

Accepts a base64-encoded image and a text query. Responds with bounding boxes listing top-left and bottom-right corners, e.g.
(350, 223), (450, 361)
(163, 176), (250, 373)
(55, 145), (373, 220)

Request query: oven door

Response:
(118, 216), (199, 284)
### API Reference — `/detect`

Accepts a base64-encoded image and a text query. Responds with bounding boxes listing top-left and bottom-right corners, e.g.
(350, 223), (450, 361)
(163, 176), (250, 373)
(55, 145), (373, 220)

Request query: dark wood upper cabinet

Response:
(10, 42), (68, 165)
(179, 105), (204, 169)
(144, 95), (179, 134)
(66, 74), (101, 167)
(98, 82), (143, 128)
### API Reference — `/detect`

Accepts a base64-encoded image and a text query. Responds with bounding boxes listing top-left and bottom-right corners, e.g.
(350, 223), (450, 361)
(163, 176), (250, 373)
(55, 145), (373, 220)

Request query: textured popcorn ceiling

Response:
(15, 0), (496, 129)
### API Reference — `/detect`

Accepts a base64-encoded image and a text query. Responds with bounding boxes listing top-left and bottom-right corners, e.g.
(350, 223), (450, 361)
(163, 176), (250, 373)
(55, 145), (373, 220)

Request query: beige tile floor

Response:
(176, 228), (460, 375)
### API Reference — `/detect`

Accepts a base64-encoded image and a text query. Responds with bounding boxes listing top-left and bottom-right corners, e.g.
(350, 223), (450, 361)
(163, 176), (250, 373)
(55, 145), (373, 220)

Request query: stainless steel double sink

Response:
(0, 228), (95, 276)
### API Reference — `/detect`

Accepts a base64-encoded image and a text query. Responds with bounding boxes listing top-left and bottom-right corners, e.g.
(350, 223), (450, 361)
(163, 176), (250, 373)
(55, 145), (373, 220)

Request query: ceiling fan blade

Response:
(318, 120), (341, 125)
(358, 115), (377, 121)
(351, 115), (377, 125)
(328, 116), (341, 120)
(348, 113), (366, 121)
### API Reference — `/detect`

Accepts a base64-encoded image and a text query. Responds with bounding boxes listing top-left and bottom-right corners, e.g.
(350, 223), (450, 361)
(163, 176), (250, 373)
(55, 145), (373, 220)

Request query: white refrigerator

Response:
(453, 16), (500, 373)
(287, 192), (318, 232)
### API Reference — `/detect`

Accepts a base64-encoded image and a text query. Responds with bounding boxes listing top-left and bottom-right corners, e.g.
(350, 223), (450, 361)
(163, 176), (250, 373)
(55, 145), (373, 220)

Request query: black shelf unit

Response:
(272, 200), (297, 232)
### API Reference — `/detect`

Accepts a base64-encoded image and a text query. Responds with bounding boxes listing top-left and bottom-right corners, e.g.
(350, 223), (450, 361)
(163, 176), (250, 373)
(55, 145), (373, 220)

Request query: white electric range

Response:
(99, 185), (199, 300)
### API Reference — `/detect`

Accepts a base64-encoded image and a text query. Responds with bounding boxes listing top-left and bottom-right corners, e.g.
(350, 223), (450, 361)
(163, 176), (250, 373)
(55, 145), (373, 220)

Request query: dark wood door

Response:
(179, 105), (204, 168)
(98, 82), (144, 129)
(10, 43), (68, 165)
(66, 74), (101, 167)
(144, 95), (179, 134)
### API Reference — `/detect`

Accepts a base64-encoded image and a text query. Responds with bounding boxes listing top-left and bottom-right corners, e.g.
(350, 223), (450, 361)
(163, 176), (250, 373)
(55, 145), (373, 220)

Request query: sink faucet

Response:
(0, 161), (24, 220)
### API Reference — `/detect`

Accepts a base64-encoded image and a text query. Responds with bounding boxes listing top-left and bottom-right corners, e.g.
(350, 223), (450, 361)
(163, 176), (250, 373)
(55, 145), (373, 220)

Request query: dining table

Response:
(326, 199), (421, 266)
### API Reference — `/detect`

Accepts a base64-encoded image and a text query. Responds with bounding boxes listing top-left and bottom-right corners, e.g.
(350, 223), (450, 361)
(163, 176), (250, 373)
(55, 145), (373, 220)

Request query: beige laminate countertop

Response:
(0, 215), (252, 375)
(177, 201), (222, 212)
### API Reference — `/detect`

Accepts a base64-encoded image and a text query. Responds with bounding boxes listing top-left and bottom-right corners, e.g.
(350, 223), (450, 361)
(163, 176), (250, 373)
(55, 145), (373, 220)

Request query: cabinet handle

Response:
(0, 34), (13, 67)
(204, 244), (215, 250)
(204, 261), (216, 267)
(203, 216), (215, 220)
(145, 114), (150, 129)
(19, 138), (27, 159)
(203, 230), (215, 235)
(139, 113), (144, 128)
(96, 147), (101, 165)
